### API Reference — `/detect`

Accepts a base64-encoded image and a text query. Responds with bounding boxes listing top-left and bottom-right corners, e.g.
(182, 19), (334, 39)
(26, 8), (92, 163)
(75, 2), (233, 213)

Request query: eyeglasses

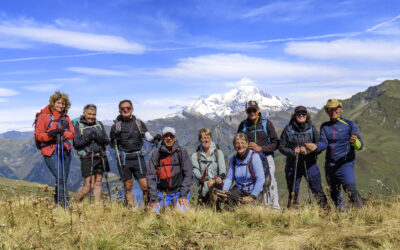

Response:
(326, 107), (339, 113)
(295, 111), (307, 117)
(162, 133), (175, 139)
(120, 107), (132, 111)
(246, 108), (258, 114)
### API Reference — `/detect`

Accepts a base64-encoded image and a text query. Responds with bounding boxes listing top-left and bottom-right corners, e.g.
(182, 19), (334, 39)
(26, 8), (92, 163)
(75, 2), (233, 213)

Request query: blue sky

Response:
(1, 0), (400, 132)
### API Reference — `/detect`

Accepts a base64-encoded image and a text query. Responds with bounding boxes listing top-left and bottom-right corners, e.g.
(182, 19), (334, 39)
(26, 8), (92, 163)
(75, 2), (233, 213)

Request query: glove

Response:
(59, 119), (69, 131)
(153, 134), (161, 145)
(47, 128), (62, 138)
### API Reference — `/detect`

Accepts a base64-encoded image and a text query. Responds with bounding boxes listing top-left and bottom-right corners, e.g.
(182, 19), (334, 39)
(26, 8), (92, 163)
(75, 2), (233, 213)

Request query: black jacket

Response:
(109, 115), (148, 152)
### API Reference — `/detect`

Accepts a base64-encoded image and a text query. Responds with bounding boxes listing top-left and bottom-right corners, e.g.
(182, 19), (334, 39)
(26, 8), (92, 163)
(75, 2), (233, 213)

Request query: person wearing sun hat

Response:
(305, 99), (363, 209)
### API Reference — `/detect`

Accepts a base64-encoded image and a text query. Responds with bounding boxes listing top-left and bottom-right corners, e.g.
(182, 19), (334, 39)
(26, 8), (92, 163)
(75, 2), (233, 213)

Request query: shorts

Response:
(119, 156), (147, 182)
(81, 156), (110, 178)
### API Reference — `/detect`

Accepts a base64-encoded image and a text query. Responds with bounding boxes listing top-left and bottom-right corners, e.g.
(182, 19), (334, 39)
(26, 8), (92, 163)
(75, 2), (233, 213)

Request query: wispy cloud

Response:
(0, 20), (146, 54)
(0, 88), (18, 96)
(25, 84), (62, 92)
(67, 67), (130, 76)
(242, 0), (312, 20)
(0, 52), (112, 63)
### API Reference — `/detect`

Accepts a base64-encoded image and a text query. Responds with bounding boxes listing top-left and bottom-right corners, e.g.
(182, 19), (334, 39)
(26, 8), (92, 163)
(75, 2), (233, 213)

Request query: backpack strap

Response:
(241, 117), (270, 143)
(233, 152), (256, 184)
(286, 124), (314, 144)
(241, 120), (247, 133)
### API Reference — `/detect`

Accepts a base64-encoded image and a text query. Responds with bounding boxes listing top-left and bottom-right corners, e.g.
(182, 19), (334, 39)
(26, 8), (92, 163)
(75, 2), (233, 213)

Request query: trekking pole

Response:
(90, 140), (94, 203)
(114, 139), (124, 180)
(291, 151), (299, 208)
(56, 135), (60, 205)
(60, 135), (67, 209)
(303, 160), (313, 204)
(100, 148), (111, 200)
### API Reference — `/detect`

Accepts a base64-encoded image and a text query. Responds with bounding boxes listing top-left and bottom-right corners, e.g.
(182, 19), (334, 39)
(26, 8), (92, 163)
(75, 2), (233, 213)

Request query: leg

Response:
(75, 176), (91, 201)
(325, 166), (345, 210)
(137, 178), (148, 206)
(132, 157), (148, 206)
(124, 179), (134, 207)
(93, 173), (103, 204)
(266, 155), (280, 209)
(340, 162), (363, 208)
(60, 151), (71, 205)
(306, 164), (328, 208)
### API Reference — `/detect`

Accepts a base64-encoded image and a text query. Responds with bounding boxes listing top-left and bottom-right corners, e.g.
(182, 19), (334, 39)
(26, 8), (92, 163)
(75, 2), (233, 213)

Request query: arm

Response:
(146, 151), (159, 203)
(35, 113), (53, 142)
(63, 116), (75, 140)
(109, 124), (116, 149)
(217, 150), (226, 178)
(250, 154), (265, 197)
(261, 120), (278, 154)
(179, 149), (193, 198)
(72, 122), (88, 150)
(278, 126), (295, 157)
(222, 158), (234, 191)
(351, 121), (363, 150)
(237, 121), (244, 133)
(96, 122), (109, 145)
(316, 125), (329, 152)
(191, 153), (203, 181)
(308, 125), (321, 155)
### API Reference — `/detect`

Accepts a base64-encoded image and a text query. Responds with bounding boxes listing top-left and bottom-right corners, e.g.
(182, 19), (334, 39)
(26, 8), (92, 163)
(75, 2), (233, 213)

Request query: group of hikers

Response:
(34, 91), (364, 212)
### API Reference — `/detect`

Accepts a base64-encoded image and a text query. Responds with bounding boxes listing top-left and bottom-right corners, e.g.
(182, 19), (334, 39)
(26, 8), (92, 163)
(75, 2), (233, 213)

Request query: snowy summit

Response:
(184, 86), (294, 119)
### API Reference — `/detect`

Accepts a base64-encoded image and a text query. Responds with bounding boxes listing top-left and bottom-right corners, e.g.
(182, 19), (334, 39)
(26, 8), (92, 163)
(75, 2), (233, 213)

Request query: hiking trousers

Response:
(44, 149), (71, 205)
(285, 162), (327, 208)
(154, 191), (191, 212)
(263, 155), (280, 209)
(325, 160), (363, 209)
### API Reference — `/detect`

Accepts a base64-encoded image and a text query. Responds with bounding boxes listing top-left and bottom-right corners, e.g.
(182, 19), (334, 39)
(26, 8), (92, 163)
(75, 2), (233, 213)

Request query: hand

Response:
(294, 146), (301, 155)
(305, 143), (317, 152)
(153, 134), (161, 145)
(207, 179), (215, 188)
(215, 177), (223, 185)
(59, 119), (69, 131)
(148, 202), (160, 212)
(300, 146), (307, 155)
(241, 195), (254, 204)
(249, 142), (262, 152)
(350, 131), (358, 144)
(47, 128), (62, 138)
(177, 198), (190, 209)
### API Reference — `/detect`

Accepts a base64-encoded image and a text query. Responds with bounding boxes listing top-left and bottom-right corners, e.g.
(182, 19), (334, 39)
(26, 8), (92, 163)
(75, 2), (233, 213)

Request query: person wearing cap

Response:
(237, 100), (280, 210)
(147, 127), (193, 212)
(279, 106), (327, 208)
(109, 99), (161, 208)
(305, 99), (363, 209)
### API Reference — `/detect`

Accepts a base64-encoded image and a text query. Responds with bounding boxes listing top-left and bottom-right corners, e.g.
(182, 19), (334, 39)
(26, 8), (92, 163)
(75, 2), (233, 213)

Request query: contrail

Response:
(0, 52), (112, 63)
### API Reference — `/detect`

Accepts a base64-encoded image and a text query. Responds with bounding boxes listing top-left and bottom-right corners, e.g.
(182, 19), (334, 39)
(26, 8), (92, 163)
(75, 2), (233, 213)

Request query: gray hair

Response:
(233, 133), (248, 145)
(83, 104), (97, 113)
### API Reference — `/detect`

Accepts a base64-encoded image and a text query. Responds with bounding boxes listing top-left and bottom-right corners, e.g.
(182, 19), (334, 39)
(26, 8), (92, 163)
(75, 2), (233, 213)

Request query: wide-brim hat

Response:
(324, 99), (342, 112)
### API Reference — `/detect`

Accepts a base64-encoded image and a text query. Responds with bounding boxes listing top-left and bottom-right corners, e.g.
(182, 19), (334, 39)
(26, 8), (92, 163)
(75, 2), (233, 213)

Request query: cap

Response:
(294, 106), (307, 113)
(245, 100), (259, 110)
(162, 127), (176, 136)
(324, 99), (342, 111)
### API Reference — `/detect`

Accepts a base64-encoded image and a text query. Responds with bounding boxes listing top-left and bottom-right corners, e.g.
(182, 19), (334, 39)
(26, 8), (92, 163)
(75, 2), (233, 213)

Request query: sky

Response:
(1, 0), (400, 132)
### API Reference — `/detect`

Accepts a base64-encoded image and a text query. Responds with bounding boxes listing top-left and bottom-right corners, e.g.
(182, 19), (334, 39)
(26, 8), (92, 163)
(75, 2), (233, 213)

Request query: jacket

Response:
(191, 141), (226, 197)
(316, 117), (363, 166)
(147, 141), (193, 203)
(237, 113), (279, 156)
(34, 105), (75, 156)
(109, 115), (148, 152)
(72, 116), (109, 158)
(279, 119), (320, 168)
(223, 149), (265, 197)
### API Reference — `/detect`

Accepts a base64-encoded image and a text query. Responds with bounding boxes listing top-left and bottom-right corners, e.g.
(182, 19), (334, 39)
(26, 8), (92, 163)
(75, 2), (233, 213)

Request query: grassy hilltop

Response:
(0, 182), (400, 249)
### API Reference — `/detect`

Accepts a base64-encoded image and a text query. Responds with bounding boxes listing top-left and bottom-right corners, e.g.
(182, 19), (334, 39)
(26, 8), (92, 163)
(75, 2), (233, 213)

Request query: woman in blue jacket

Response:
(222, 133), (265, 204)
(306, 99), (363, 209)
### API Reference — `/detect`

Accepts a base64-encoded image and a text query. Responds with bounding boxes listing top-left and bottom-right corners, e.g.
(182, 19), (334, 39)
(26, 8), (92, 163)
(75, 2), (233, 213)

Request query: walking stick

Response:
(303, 160), (313, 204)
(114, 138), (123, 180)
(60, 134), (67, 208)
(90, 140), (94, 203)
(291, 152), (299, 208)
(100, 148), (111, 200)
(56, 135), (60, 205)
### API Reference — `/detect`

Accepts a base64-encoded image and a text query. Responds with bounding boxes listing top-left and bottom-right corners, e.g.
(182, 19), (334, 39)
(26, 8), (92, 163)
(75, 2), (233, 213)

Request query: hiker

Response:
(221, 133), (265, 205)
(305, 99), (363, 209)
(34, 91), (75, 206)
(147, 127), (193, 212)
(191, 128), (226, 205)
(279, 106), (327, 208)
(238, 100), (280, 209)
(109, 100), (161, 208)
(73, 104), (110, 204)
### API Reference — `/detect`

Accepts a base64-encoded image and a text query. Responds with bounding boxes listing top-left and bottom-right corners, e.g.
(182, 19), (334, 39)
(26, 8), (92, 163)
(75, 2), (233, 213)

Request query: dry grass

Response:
(1, 186), (400, 249)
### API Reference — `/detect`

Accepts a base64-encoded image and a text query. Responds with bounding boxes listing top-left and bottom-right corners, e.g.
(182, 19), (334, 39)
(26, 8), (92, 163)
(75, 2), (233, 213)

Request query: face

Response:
(119, 101), (134, 118)
(200, 132), (211, 149)
(246, 108), (260, 122)
(162, 133), (176, 148)
(234, 138), (249, 155)
(84, 109), (96, 123)
(54, 99), (66, 113)
(295, 111), (307, 124)
(327, 107), (342, 120)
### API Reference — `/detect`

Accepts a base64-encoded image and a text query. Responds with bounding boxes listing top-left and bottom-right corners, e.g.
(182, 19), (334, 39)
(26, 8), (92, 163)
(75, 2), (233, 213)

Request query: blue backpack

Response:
(286, 124), (313, 143)
(241, 116), (270, 143)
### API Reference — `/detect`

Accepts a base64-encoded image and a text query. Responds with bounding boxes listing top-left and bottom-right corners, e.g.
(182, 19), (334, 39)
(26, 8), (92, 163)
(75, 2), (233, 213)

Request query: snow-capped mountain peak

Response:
(184, 85), (293, 119)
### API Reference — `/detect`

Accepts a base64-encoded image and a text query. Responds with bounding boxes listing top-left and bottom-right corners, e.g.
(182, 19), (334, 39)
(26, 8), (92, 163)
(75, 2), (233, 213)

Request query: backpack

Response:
(32, 112), (63, 149)
(72, 118), (103, 156)
(233, 152), (271, 187)
(233, 151), (257, 183)
(286, 124), (314, 144)
(241, 116), (270, 143)
(196, 144), (220, 176)
(156, 147), (183, 189)
(114, 118), (145, 138)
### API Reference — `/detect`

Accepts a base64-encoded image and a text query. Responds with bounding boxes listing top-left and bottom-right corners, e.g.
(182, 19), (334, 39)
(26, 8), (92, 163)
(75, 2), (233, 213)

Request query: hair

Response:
(291, 112), (311, 121)
(119, 99), (133, 109)
(233, 133), (248, 145)
(198, 128), (212, 141)
(83, 104), (97, 113)
(49, 91), (71, 114)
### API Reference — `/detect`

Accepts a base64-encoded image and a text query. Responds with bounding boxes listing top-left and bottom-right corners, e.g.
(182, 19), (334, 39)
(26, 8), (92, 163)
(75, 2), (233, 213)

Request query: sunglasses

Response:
(295, 111), (307, 117)
(162, 134), (175, 139)
(246, 108), (258, 114)
(120, 107), (132, 111)
(326, 107), (339, 113)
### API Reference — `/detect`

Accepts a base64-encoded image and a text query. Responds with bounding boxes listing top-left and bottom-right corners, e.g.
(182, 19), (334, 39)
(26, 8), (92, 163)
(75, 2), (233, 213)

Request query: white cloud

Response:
(285, 39), (400, 62)
(25, 84), (62, 92)
(0, 52), (111, 63)
(0, 88), (18, 96)
(153, 53), (351, 80)
(0, 22), (146, 54)
(67, 67), (130, 76)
